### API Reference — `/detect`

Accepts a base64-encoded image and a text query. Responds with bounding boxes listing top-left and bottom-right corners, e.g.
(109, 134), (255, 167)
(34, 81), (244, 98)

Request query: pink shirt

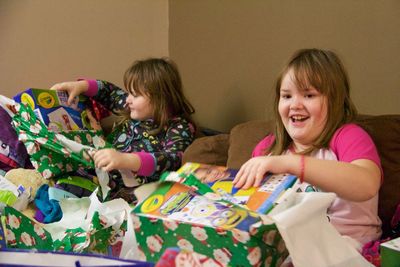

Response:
(252, 123), (382, 245)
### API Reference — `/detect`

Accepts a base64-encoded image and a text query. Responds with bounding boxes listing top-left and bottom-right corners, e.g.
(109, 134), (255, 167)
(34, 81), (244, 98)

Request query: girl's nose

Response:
(126, 94), (133, 104)
(290, 96), (304, 110)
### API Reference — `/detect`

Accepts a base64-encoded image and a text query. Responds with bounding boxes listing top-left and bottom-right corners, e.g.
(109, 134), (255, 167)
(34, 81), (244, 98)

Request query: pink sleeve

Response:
(77, 78), (98, 97)
(330, 123), (383, 176)
(134, 151), (156, 176)
(252, 134), (275, 157)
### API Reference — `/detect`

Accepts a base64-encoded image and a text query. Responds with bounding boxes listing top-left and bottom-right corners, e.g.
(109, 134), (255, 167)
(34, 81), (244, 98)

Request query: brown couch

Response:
(182, 115), (400, 239)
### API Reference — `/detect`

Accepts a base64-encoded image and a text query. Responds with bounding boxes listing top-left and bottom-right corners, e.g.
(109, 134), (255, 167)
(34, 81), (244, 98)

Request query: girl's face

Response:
(125, 91), (154, 121)
(278, 69), (328, 151)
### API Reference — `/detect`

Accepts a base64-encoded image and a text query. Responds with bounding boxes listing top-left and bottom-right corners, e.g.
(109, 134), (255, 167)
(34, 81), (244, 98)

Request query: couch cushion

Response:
(355, 115), (400, 238)
(182, 134), (230, 166)
(227, 120), (274, 169)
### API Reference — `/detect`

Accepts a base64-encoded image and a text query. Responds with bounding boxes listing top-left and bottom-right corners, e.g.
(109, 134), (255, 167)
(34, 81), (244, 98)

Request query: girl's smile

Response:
(278, 69), (328, 150)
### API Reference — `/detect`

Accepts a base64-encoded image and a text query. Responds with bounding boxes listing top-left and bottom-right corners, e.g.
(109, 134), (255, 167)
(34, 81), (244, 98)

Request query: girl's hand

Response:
(92, 148), (141, 172)
(50, 80), (89, 106)
(233, 156), (275, 189)
(92, 148), (125, 172)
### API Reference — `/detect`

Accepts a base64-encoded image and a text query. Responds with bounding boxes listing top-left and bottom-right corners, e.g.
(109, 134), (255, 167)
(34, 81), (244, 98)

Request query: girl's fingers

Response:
(242, 166), (258, 189)
(50, 83), (62, 90)
(235, 165), (252, 189)
(93, 151), (107, 167)
(233, 164), (245, 186)
(67, 94), (77, 106)
(254, 171), (265, 187)
(242, 176), (255, 189)
(102, 163), (112, 172)
(233, 167), (244, 184)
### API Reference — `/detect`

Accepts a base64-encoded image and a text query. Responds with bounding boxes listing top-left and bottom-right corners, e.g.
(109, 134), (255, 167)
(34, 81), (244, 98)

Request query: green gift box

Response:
(381, 237), (400, 267)
(131, 181), (288, 266)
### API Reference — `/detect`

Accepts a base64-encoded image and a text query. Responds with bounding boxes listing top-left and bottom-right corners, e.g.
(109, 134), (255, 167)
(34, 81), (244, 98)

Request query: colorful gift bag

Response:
(10, 101), (109, 179)
(0, 249), (153, 267)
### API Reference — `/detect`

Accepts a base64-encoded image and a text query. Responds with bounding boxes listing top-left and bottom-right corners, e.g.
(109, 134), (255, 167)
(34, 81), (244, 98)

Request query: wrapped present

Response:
(131, 181), (288, 266)
(13, 88), (92, 132)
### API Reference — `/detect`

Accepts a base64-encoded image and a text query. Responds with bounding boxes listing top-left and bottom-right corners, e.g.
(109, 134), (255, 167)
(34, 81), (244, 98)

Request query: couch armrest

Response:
(182, 134), (230, 166)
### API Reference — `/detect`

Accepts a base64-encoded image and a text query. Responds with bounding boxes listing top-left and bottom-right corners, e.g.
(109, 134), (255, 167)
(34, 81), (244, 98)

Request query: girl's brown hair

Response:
(269, 48), (358, 155)
(121, 57), (195, 134)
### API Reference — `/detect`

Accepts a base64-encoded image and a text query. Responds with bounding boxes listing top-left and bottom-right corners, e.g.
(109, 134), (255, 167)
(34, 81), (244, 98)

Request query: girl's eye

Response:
(130, 93), (138, 98)
(281, 94), (291, 99)
(305, 94), (314, 98)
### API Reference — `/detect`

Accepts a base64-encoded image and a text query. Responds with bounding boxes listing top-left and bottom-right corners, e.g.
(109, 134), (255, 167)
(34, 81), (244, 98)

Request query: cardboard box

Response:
(13, 88), (91, 132)
(381, 237), (400, 267)
(174, 162), (297, 213)
(131, 182), (288, 266)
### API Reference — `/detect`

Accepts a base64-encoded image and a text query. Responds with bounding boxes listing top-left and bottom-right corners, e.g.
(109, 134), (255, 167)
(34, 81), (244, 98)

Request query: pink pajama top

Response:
(252, 123), (382, 245)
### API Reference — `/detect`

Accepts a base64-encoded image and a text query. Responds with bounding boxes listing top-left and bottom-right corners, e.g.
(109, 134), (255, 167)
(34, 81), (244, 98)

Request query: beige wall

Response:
(0, 0), (169, 97)
(169, 0), (400, 132)
(2, 1), (399, 133)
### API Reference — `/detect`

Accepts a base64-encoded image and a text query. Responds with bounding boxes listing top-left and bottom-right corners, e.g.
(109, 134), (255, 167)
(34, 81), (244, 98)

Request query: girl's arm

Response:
(143, 117), (195, 182)
(233, 155), (381, 202)
(88, 80), (128, 114)
(51, 80), (127, 114)
(92, 117), (195, 181)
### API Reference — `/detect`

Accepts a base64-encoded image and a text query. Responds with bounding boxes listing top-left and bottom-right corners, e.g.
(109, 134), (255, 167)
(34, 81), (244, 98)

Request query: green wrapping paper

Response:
(131, 181), (288, 266)
(3, 206), (127, 256)
(10, 102), (109, 179)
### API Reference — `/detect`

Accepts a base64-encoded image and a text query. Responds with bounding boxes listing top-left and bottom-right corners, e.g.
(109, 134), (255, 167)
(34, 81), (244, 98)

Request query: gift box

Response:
(380, 237), (400, 267)
(131, 181), (288, 266)
(13, 88), (92, 131)
(171, 162), (297, 213)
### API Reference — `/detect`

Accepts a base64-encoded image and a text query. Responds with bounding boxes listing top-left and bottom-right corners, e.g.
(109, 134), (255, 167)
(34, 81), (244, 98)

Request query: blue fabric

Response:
(34, 184), (62, 223)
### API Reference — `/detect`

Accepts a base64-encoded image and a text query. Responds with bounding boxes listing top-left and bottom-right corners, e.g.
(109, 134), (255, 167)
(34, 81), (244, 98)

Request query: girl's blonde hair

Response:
(269, 48), (358, 155)
(120, 57), (195, 134)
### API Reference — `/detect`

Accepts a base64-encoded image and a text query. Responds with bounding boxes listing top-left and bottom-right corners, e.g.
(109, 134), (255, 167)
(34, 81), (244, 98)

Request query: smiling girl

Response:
(233, 49), (382, 247)
(51, 58), (195, 203)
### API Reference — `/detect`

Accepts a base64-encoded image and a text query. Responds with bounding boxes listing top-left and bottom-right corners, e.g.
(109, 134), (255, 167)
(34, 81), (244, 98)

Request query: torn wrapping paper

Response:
(0, 95), (107, 179)
(3, 188), (136, 259)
